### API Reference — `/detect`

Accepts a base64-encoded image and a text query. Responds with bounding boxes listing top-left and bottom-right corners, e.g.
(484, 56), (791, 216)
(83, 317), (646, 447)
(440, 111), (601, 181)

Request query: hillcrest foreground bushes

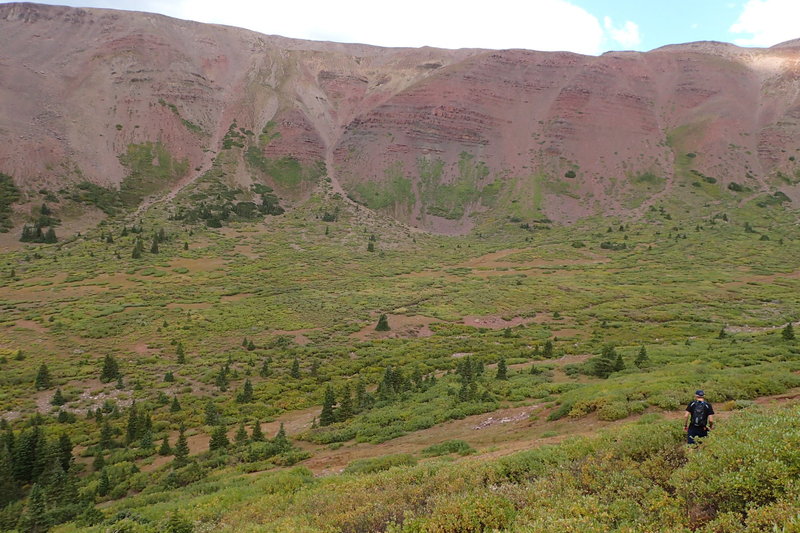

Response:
(58, 403), (800, 532)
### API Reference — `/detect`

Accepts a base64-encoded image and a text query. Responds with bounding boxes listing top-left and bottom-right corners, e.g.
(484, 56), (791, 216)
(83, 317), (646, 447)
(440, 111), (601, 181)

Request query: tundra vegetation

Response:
(0, 163), (799, 532)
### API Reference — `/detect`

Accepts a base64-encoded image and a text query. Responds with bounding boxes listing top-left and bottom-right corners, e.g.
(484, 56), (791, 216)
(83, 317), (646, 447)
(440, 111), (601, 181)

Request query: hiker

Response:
(684, 390), (714, 444)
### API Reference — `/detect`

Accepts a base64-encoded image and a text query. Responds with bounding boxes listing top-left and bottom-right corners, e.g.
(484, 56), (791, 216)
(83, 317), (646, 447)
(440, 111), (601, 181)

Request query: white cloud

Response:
(730, 0), (800, 47)
(603, 16), (641, 49)
(75, 0), (605, 55)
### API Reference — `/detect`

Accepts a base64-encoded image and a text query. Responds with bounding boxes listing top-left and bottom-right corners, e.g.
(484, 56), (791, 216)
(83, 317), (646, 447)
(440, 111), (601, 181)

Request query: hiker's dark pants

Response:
(687, 426), (708, 444)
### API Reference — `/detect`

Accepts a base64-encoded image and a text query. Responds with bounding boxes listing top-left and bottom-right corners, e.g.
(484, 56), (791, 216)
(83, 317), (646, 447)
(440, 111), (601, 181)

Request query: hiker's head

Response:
(695, 390), (705, 400)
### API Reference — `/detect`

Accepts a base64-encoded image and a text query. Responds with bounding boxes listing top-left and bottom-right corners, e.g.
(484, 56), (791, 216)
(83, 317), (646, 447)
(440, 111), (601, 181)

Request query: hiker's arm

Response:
(707, 414), (714, 428)
(683, 411), (689, 428)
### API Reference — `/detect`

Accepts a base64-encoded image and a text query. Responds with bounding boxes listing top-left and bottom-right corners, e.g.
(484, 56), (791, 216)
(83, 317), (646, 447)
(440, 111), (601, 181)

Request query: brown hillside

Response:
(1, 2), (800, 233)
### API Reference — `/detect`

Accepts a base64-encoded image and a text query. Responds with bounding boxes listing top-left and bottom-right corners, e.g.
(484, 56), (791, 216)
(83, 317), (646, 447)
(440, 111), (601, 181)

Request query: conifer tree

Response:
(209, 425), (229, 451)
(24, 482), (48, 530)
(251, 420), (264, 442)
(204, 400), (220, 426)
(0, 445), (19, 508)
(97, 469), (110, 496)
(170, 396), (182, 412)
(273, 423), (290, 453)
(12, 426), (41, 483)
(634, 346), (650, 368)
(176, 342), (186, 364)
(783, 322), (795, 340)
(259, 358), (271, 378)
(99, 421), (113, 450)
(375, 313), (390, 331)
(50, 388), (66, 406)
(319, 385), (336, 427)
(35, 363), (51, 390)
(234, 422), (248, 445)
(542, 340), (554, 358)
(355, 377), (367, 411)
(236, 379), (254, 403)
(290, 358), (301, 379)
(158, 437), (172, 456)
(150, 236), (159, 254)
(57, 434), (72, 472)
(338, 384), (354, 421)
(593, 345), (618, 379)
(613, 351), (625, 372)
(44, 227), (57, 243)
(496, 358), (508, 380)
(173, 426), (189, 466)
(99, 354), (120, 383)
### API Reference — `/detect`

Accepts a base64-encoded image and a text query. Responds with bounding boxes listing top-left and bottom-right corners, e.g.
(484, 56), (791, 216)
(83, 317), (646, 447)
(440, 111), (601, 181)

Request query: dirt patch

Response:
(14, 319), (48, 333)
(221, 293), (252, 303)
(550, 328), (584, 339)
(462, 315), (536, 329)
(725, 320), (799, 334)
(351, 314), (441, 340)
(233, 245), (260, 259)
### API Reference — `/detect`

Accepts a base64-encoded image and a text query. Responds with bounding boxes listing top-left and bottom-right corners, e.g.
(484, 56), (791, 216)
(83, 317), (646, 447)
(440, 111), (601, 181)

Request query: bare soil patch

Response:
(462, 315), (536, 329)
(351, 314), (441, 340)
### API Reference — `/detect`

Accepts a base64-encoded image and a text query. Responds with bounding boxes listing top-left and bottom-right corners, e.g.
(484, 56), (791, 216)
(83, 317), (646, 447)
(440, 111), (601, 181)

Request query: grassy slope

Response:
(1, 177), (799, 531)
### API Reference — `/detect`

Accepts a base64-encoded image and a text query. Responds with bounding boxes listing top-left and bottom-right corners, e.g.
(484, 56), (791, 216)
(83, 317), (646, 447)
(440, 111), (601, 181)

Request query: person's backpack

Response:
(690, 401), (709, 428)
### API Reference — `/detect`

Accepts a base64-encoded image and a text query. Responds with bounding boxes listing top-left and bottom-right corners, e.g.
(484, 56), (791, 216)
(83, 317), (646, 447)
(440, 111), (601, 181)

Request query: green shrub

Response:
(344, 453), (417, 475)
(421, 440), (475, 457)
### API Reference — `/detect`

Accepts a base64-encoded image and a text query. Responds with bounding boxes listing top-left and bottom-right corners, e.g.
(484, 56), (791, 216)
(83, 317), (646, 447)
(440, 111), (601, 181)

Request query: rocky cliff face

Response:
(2, 3), (800, 233)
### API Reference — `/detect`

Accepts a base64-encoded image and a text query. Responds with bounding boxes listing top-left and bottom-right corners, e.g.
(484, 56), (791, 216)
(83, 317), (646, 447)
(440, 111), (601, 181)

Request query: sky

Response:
(6, 0), (800, 55)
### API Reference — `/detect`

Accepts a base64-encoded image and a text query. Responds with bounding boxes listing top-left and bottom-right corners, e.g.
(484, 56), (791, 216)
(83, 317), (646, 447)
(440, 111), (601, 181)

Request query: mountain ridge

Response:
(1, 2), (800, 236)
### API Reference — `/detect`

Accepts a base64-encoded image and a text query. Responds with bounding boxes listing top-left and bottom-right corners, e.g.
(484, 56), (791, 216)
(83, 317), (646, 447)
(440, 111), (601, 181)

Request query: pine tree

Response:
(783, 322), (795, 340)
(209, 425), (229, 451)
(12, 426), (40, 483)
(158, 437), (172, 456)
(234, 422), (248, 445)
(173, 426), (189, 466)
(170, 396), (182, 412)
(259, 358), (271, 378)
(319, 385), (336, 426)
(92, 452), (105, 472)
(99, 421), (113, 449)
(43, 227), (57, 243)
(236, 379), (254, 403)
(634, 346), (650, 368)
(24, 483), (48, 530)
(251, 420), (264, 442)
(57, 434), (72, 472)
(34, 363), (51, 390)
(150, 236), (159, 254)
(0, 445), (20, 508)
(375, 313), (390, 331)
(50, 388), (66, 406)
(613, 351), (625, 372)
(593, 345), (618, 379)
(273, 423), (290, 453)
(355, 377), (367, 411)
(126, 402), (140, 445)
(290, 358), (301, 379)
(165, 511), (193, 533)
(99, 354), (120, 383)
(337, 384), (354, 421)
(542, 340), (554, 358)
(496, 358), (508, 380)
(204, 400), (220, 425)
(176, 342), (186, 364)
(97, 469), (110, 496)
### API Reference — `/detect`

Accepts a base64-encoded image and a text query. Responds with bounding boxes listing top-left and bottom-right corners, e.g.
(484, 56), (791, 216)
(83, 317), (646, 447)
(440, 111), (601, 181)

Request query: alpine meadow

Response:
(0, 3), (799, 532)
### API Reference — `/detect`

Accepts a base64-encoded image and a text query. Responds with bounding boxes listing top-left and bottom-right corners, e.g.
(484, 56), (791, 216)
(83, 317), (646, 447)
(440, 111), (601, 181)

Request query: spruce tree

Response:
(234, 422), (248, 445)
(337, 384), (354, 421)
(634, 346), (650, 368)
(496, 358), (508, 380)
(593, 345), (618, 379)
(375, 313), (390, 331)
(150, 236), (159, 254)
(613, 351), (625, 372)
(783, 322), (796, 340)
(176, 342), (186, 364)
(259, 358), (271, 378)
(158, 437), (172, 456)
(204, 400), (219, 425)
(92, 452), (105, 472)
(50, 388), (66, 406)
(97, 469), (110, 496)
(290, 358), (301, 379)
(542, 340), (554, 358)
(170, 396), (182, 412)
(319, 385), (336, 426)
(43, 227), (57, 243)
(35, 363), (51, 390)
(273, 423), (290, 454)
(209, 425), (229, 451)
(12, 426), (40, 483)
(251, 420), (264, 442)
(355, 377), (367, 411)
(99, 421), (113, 450)
(173, 426), (189, 466)
(57, 434), (72, 472)
(24, 483), (48, 530)
(0, 445), (19, 508)
(236, 379), (254, 403)
(99, 354), (120, 383)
